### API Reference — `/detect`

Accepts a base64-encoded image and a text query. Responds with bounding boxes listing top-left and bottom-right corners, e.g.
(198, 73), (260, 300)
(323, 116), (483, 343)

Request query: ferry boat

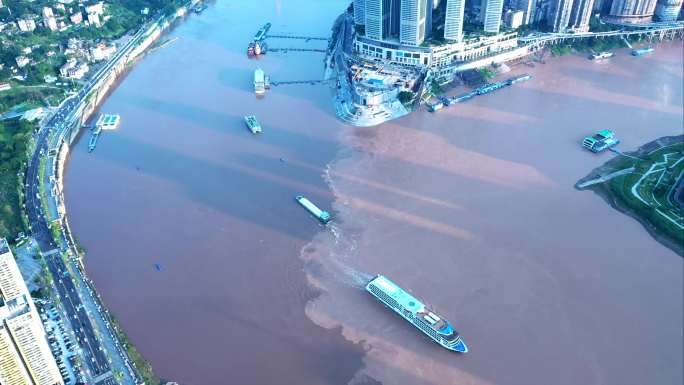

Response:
(244, 115), (262, 134)
(254, 68), (266, 95)
(631, 47), (654, 56)
(366, 275), (468, 353)
(582, 129), (619, 153)
(590, 51), (614, 60)
(295, 195), (331, 223)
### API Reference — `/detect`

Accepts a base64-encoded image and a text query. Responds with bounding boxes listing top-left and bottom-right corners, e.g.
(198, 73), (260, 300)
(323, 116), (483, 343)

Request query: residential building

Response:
(569, 0), (594, 31)
(480, 0), (504, 33)
(90, 44), (116, 61)
(0, 239), (63, 385)
(85, 1), (104, 15)
(504, 9), (525, 27)
(42, 7), (54, 18)
(515, 0), (537, 24)
(70, 12), (83, 24)
(15, 56), (29, 68)
(0, 0), (4, 8)
(607, 0), (658, 22)
(547, 0), (574, 31)
(444, 0), (466, 41)
(44, 17), (58, 31)
(400, 0), (429, 45)
(655, 0), (683, 20)
(87, 12), (101, 27)
(17, 19), (37, 32)
(354, 0), (367, 24)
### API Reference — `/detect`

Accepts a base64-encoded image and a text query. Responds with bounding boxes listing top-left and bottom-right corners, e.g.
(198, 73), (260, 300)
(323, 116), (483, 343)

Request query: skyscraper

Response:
(608, 0), (659, 22)
(655, 0), (683, 20)
(444, 0), (466, 41)
(365, 0), (401, 40)
(400, 0), (429, 45)
(0, 239), (64, 385)
(480, 0), (505, 33)
(354, 0), (366, 25)
(515, 0), (538, 24)
(569, 0), (595, 31)
(547, 0), (574, 31)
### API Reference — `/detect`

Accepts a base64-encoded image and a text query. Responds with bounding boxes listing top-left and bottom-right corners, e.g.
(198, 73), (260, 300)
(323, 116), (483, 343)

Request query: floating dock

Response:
(88, 127), (101, 152)
(429, 74), (531, 112)
(96, 114), (120, 130)
(295, 195), (331, 223)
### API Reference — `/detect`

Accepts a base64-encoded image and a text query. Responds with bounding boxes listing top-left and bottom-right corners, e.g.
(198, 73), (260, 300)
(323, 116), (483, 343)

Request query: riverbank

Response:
(576, 135), (684, 256)
(304, 42), (683, 385)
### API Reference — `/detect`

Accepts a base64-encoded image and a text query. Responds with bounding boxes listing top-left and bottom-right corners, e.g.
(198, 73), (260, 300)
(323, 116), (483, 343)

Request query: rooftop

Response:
(371, 275), (425, 314)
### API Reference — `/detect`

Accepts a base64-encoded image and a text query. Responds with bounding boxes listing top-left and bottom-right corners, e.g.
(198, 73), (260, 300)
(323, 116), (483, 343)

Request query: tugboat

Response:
(366, 275), (468, 353)
(295, 195), (331, 223)
(244, 115), (262, 134)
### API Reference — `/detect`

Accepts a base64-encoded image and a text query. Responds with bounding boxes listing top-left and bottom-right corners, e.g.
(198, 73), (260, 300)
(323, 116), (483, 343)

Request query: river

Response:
(64, 1), (683, 384)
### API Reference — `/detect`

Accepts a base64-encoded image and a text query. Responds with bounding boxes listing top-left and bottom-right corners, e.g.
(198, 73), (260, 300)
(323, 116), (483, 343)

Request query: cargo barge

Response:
(631, 47), (654, 56)
(366, 275), (468, 353)
(295, 195), (331, 223)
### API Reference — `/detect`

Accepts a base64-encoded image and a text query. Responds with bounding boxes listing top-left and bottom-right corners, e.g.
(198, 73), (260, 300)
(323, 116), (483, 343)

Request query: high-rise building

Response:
(515, 0), (538, 24)
(365, 0), (401, 40)
(480, 0), (505, 33)
(569, 0), (595, 30)
(400, 0), (429, 45)
(547, 0), (574, 31)
(654, 0), (683, 20)
(354, 0), (366, 24)
(0, 239), (64, 385)
(444, 0), (466, 41)
(504, 9), (526, 27)
(608, 0), (658, 22)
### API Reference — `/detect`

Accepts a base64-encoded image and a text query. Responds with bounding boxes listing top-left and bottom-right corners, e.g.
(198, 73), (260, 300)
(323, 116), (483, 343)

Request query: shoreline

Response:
(31, 4), (199, 384)
(576, 135), (684, 256)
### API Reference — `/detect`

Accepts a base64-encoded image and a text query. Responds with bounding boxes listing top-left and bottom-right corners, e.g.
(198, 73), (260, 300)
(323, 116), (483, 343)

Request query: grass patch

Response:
(582, 139), (684, 255)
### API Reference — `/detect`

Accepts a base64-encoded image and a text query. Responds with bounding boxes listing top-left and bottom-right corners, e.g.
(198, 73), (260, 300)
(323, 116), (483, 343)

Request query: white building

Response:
(444, 0), (466, 42)
(355, 32), (518, 68)
(87, 12), (101, 27)
(0, 239), (64, 385)
(42, 7), (54, 18)
(504, 9), (525, 28)
(70, 12), (83, 24)
(17, 19), (37, 32)
(90, 44), (116, 61)
(480, 0), (504, 33)
(44, 17), (58, 31)
(85, 1), (104, 15)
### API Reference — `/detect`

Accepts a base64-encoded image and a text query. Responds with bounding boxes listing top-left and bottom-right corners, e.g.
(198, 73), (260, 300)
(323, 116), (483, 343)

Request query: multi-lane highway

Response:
(23, 12), (170, 385)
